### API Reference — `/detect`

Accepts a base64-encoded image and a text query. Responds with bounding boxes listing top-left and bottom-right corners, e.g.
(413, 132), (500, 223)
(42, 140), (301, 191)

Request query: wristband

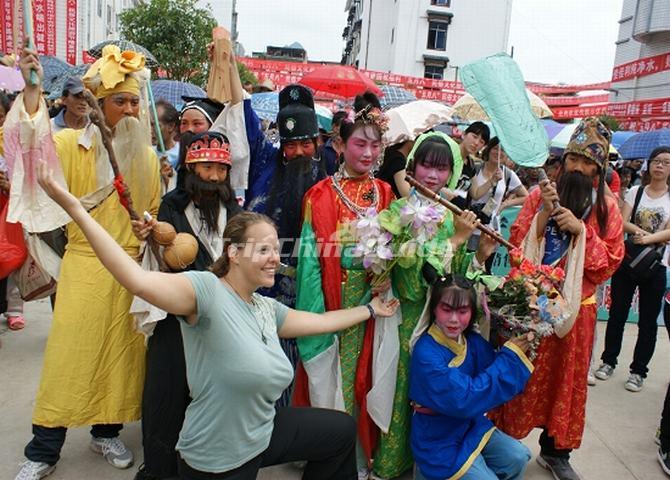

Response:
(366, 303), (376, 320)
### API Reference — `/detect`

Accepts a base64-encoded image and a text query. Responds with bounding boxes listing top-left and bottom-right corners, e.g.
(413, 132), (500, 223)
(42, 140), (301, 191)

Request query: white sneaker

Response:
(587, 370), (596, 386)
(90, 436), (134, 469)
(15, 461), (55, 480)
(358, 467), (370, 480)
(624, 373), (644, 392)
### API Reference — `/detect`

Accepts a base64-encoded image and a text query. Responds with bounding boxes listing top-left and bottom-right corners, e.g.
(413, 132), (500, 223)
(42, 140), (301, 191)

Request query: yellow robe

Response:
(32, 128), (160, 428)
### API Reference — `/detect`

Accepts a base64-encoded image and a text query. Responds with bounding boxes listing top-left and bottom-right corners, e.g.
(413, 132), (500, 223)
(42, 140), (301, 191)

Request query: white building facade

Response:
(342, 0), (513, 80)
(608, 0), (670, 130)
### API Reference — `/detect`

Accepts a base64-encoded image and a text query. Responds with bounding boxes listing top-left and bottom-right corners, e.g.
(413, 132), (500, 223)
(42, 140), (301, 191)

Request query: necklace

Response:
(331, 169), (379, 217)
(222, 278), (267, 344)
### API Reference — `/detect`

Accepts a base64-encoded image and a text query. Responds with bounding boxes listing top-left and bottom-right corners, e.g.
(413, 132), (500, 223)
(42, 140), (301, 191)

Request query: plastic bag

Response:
(0, 193), (28, 279)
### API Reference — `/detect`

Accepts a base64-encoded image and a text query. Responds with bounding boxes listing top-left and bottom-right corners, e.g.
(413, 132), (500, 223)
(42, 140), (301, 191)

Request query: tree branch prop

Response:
(83, 89), (167, 271)
(405, 174), (515, 250)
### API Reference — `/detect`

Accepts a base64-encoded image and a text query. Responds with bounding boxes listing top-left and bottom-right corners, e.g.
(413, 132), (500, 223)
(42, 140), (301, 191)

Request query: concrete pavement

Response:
(1, 298), (669, 479)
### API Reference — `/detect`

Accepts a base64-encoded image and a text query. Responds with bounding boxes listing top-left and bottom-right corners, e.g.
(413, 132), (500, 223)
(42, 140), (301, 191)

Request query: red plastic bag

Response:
(0, 193), (27, 279)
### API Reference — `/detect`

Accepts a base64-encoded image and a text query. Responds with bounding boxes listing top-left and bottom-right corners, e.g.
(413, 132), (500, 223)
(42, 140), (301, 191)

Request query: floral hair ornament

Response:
(354, 104), (390, 135)
(82, 45), (146, 99)
(185, 132), (232, 166)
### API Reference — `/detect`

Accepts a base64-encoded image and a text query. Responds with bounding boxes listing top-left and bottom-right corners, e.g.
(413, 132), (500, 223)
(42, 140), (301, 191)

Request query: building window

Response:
(391, 28), (394, 43)
(431, 0), (451, 6)
(97, 0), (102, 17)
(427, 21), (448, 50)
(424, 64), (444, 79)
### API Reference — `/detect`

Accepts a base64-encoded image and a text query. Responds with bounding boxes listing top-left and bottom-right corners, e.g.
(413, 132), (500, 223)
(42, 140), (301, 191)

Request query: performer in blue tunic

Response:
(409, 275), (533, 480)
(242, 83), (327, 406)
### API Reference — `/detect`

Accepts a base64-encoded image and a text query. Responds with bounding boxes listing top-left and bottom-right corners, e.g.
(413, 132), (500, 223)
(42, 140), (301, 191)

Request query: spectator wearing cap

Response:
(50, 77), (89, 133)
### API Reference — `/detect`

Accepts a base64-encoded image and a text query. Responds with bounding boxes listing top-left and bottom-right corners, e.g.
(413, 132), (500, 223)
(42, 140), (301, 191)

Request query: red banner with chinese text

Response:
(612, 52), (670, 82)
(617, 118), (670, 132)
(542, 94), (609, 107)
(607, 98), (670, 118)
(65, 0), (77, 64)
(0, 0), (55, 55)
(552, 105), (609, 119)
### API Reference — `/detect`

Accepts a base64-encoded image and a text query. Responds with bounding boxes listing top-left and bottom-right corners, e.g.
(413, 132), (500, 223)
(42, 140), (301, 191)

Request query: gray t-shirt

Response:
(177, 271), (293, 473)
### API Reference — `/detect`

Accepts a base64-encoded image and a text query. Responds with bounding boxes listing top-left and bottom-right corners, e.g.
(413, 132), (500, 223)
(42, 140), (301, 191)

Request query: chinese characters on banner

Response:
(66, 0), (77, 64)
(237, 57), (611, 98)
(552, 105), (608, 119)
(611, 52), (670, 82)
(607, 98), (670, 118)
(0, 0), (55, 55)
(618, 118), (670, 132)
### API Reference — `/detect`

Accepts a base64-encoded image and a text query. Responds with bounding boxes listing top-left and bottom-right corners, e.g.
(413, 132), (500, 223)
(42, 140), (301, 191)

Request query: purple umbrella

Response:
(0, 65), (25, 92)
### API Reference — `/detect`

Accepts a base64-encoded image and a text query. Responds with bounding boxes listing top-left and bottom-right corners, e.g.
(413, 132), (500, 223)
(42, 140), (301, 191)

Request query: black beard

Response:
(557, 170), (594, 219)
(184, 171), (231, 234)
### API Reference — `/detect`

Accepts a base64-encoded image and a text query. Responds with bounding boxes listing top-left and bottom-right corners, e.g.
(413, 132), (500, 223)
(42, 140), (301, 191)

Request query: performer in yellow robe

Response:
(11, 45), (160, 479)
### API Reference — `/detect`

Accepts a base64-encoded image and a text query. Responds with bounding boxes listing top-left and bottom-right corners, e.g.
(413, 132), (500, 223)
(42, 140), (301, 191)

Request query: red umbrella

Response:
(299, 65), (383, 98)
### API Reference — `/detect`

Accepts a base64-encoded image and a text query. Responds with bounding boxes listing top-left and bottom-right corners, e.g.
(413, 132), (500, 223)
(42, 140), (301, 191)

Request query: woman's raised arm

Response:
(37, 161), (197, 317)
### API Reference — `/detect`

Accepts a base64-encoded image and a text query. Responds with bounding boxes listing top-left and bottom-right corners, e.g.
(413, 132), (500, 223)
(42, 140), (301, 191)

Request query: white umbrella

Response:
(384, 100), (453, 146)
(453, 90), (553, 121)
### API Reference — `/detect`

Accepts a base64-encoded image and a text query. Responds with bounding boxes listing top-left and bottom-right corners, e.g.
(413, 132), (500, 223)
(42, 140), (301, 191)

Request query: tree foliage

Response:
(119, 0), (217, 87)
(598, 115), (620, 132)
(237, 62), (257, 86)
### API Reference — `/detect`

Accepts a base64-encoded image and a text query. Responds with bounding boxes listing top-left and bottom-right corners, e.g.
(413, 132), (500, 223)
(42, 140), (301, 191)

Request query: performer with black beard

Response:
(242, 83), (327, 406)
(491, 118), (624, 480)
(136, 131), (241, 480)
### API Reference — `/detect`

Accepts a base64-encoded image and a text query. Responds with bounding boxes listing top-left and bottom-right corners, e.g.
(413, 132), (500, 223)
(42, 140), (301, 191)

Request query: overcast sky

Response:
(208, 0), (624, 85)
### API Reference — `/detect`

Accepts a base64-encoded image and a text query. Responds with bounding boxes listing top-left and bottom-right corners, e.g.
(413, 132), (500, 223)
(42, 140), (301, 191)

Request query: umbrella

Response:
(250, 92), (279, 121)
(0, 65), (24, 92)
(379, 85), (417, 110)
(541, 119), (567, 140)
(550, 123), (578, 149)
(87, 40), (159, 67)
(619, 129), (670, 160)
(40, 55), (71, 91)
(611, 130), (636, 150)
(315, 105), (333, 131)
(250, 92), (334, 131)
(299, 65), (382, 98)
(384, 100), (453, 146)
(46, 64), (89, 100)
(151, 80), (205, 109)
(452, 90), (553, 121)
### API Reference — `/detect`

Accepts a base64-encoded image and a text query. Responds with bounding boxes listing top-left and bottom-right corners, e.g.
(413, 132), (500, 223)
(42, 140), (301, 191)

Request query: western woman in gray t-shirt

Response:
(37, 166), (399, 480)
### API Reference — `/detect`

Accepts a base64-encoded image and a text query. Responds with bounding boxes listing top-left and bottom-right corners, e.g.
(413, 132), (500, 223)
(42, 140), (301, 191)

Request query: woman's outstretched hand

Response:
(37, 160), (78, 212)
(369, 296), (400, 318)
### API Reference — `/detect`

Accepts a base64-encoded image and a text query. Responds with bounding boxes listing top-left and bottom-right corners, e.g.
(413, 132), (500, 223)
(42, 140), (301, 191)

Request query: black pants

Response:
(601, 267), (666, 377)
(661, 383), (670, 452)
(539, 430), (571, 459)
(142, 315), (191, 478)
(24, 423), (122, 465)
(177, 407), (357, 480)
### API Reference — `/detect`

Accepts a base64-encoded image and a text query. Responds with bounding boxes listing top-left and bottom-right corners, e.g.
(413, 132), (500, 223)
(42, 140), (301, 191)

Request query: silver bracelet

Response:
(366, 303), (376, 320)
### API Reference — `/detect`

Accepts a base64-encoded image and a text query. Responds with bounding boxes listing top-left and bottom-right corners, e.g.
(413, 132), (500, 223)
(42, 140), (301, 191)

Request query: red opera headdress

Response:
(185, 131), (232, 166)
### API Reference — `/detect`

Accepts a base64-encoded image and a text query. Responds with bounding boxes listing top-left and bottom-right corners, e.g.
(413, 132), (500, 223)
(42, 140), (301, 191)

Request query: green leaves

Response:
(119, 0), (217, 87)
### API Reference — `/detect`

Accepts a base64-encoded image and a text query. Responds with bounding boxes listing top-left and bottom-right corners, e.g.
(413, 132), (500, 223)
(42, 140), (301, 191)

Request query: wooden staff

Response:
(83, 89), (167, 271)
(405, 174), (516, 250)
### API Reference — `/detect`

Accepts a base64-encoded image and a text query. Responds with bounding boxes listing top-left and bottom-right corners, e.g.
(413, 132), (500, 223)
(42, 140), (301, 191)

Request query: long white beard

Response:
(94, 116), (155, 212)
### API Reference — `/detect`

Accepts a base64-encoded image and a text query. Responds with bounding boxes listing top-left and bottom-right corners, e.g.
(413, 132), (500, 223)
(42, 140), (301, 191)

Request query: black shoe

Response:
(134, 465), (159, 480)
(659, 448), (670, 476)
(537, 454), (581, 480)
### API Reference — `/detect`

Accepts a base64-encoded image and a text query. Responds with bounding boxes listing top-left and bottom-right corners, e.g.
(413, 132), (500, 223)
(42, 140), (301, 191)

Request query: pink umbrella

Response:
(0, 65), (25, 92)
(299, 65), (382, 99)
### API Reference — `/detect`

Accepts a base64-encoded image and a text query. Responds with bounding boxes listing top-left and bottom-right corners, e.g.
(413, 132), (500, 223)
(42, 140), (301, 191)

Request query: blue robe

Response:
(409, 326), (533, 480)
